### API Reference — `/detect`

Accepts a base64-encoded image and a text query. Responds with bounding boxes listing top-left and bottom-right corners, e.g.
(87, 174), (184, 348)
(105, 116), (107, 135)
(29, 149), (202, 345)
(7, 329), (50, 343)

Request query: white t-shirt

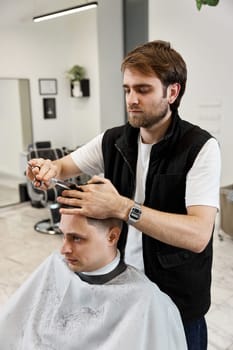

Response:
(71, 133), (221, 271)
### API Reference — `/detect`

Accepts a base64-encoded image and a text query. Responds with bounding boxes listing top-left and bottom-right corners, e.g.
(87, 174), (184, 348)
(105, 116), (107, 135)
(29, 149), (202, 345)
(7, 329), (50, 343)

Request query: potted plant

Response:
(67, 65), (86, 82)
(67, 65), (86, 97)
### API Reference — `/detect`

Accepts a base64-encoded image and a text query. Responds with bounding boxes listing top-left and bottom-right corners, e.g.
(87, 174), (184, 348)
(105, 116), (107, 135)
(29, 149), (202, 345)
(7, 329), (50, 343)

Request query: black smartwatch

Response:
(127, 202), (142, 225)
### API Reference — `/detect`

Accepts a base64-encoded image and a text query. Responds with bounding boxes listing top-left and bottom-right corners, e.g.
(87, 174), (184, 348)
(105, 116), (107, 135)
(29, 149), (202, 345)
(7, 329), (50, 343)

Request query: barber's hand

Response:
(27, 158), (58, 189)
(57, 175), (130, 220)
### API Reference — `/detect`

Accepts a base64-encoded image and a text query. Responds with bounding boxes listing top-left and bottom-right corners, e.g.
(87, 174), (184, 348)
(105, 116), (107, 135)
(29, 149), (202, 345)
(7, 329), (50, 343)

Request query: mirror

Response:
(0, 78), (33, 207)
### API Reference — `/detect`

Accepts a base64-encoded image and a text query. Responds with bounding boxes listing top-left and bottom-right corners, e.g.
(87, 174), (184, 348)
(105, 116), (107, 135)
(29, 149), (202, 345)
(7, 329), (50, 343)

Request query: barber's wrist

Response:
(51, 160), (60, 177)
(118, 197), (134, 222)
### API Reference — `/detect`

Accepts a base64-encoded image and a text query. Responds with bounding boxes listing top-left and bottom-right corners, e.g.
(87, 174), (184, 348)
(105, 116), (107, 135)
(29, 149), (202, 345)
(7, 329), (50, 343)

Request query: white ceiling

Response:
(0, 0), (91, 26)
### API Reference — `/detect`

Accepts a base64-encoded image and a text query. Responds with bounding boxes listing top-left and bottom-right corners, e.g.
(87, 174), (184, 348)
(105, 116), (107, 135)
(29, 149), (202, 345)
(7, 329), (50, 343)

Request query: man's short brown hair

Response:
(121, 40), (187, 112)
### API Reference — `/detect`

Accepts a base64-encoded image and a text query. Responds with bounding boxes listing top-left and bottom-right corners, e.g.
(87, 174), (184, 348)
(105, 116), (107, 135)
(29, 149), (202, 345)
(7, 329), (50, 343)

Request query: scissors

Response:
(50, 178), (78, 190)
(28, 163), (77, 189)
(28, 162), (103, 189)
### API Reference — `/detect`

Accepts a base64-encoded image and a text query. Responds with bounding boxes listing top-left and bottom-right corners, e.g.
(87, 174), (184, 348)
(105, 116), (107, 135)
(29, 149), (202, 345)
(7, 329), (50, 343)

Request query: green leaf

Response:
(196, 0), (202, 10)
(67, 65), (85, 81)
(196, 0), (219, 10)
(206, 0), (219, 6)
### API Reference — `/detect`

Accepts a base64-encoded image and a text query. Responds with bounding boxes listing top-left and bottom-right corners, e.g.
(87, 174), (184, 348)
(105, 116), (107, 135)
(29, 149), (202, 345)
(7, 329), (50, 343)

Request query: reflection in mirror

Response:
(0, 78), (32, 207)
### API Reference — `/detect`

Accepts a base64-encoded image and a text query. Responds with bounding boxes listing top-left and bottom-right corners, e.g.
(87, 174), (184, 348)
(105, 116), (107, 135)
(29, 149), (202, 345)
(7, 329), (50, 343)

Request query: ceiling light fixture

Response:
(33, 1), (98, 23)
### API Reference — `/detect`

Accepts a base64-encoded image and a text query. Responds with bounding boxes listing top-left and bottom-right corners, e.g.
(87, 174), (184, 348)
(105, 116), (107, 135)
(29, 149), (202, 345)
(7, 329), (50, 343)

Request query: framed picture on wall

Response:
(43, 98), (56, 119)
(39, 79), (57, 95)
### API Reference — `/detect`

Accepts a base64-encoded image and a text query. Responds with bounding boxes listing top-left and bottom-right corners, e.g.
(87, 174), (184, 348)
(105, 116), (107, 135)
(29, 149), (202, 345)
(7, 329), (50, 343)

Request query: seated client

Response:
(0, 214), (187, 349)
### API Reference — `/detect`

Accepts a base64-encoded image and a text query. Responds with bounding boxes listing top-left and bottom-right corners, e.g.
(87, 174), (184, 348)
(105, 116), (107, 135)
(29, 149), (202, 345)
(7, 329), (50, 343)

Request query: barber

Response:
(27, 40), (221, 350)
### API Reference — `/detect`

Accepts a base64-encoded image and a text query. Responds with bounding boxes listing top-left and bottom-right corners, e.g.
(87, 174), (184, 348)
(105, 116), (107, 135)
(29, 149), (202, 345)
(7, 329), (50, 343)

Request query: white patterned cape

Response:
(0, 252), (187, 350)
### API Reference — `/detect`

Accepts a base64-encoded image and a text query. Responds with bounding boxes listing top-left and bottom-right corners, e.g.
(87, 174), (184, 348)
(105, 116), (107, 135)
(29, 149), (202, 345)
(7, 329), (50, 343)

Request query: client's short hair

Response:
(86, 217), (123, 232)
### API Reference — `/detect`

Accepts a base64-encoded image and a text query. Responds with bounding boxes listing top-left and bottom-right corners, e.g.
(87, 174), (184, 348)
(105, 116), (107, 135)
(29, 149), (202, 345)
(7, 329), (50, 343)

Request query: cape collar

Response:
(76, 260), (127, 285)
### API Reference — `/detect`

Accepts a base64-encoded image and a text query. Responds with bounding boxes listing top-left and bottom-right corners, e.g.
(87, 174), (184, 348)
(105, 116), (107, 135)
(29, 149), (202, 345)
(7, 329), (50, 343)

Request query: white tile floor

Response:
(0, 203), (233, 349)
(0, 203), (62, 306)
(206, 220), (233, 350)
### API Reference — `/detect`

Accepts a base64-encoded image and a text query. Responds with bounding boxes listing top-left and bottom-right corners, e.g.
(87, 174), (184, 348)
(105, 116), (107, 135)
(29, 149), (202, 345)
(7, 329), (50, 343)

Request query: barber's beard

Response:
(128, 101), (169, 129)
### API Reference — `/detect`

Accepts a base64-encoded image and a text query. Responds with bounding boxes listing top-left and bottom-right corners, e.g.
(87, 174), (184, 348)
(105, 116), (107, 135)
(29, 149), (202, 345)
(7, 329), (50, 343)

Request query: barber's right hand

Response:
(27, 158), (58, 189)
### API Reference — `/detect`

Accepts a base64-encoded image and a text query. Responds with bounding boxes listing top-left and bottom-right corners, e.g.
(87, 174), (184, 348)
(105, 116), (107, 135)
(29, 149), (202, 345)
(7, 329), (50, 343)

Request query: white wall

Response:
(149, 0), (233, 186)
(0, 9), (100, 150)
(0, 0), (124, 177)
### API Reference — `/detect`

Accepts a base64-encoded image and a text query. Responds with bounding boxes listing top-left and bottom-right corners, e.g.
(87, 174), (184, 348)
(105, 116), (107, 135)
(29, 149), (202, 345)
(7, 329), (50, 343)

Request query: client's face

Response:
(59, 214), (111, 273)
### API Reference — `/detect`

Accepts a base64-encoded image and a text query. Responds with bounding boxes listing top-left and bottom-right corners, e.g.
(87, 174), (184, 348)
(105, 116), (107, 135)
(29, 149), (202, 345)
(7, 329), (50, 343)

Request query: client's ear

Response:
(107, 227), (121, 245)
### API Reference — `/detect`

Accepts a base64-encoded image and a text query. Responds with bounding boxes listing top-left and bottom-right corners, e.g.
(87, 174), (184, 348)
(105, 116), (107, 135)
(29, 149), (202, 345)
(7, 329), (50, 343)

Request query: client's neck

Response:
(77, 250), (126, 285)
(83, 250), (120, 276)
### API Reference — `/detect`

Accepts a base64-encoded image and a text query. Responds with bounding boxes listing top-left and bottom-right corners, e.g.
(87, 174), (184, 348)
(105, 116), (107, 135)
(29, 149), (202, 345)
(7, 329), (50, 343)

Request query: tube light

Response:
(33, 1), (98, 23)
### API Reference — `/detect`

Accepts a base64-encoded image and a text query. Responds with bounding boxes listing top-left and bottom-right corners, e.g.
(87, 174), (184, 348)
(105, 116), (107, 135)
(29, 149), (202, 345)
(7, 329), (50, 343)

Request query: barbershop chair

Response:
(27, 142), (90, 235)
(27, 142), (69, 235)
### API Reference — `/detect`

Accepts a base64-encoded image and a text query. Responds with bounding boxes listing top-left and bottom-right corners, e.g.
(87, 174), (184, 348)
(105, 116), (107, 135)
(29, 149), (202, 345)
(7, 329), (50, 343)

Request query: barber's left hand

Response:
(57, 175), (130, 220)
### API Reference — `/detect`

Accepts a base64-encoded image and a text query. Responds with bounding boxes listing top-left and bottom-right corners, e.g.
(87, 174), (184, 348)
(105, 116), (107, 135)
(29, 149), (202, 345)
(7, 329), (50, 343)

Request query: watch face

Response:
(130, 207), (141, 220)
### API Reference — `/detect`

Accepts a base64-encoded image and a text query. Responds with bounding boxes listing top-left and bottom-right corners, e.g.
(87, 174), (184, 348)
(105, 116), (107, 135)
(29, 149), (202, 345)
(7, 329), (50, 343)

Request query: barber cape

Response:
(0, 252), (187, 350)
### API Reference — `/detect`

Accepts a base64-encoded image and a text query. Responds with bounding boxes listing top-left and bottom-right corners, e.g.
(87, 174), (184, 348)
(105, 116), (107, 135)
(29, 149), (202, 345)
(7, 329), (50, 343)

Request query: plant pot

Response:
(71, 81), (82, 97)
(70, 79), (90, 97)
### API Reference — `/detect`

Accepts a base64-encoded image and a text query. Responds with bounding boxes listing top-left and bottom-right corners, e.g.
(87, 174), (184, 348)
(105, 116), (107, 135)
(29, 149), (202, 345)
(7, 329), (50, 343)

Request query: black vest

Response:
(102, 112), (213, 321)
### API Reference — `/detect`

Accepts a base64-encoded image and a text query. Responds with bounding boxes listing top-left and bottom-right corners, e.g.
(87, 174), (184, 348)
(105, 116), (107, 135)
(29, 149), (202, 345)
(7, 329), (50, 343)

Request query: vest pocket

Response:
(157, 250), (196, 269)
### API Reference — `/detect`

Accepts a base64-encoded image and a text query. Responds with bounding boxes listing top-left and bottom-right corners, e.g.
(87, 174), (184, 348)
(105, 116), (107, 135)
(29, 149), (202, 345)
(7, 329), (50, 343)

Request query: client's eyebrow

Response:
(63, 232), (88, 240)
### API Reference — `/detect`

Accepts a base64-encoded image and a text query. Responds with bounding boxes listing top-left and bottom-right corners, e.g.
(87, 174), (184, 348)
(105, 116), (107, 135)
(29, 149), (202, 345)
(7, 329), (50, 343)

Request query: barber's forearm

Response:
(53, 155), (82, 180)
(120, 198), (216, 253)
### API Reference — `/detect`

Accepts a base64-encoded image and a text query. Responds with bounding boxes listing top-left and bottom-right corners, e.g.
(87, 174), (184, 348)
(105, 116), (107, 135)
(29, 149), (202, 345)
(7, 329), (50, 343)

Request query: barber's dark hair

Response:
(121, 40), (187, 112)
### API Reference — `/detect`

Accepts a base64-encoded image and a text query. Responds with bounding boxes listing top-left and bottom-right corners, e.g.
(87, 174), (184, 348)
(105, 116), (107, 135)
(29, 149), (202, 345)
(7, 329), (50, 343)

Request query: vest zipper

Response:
(115, 143), (136, 198)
